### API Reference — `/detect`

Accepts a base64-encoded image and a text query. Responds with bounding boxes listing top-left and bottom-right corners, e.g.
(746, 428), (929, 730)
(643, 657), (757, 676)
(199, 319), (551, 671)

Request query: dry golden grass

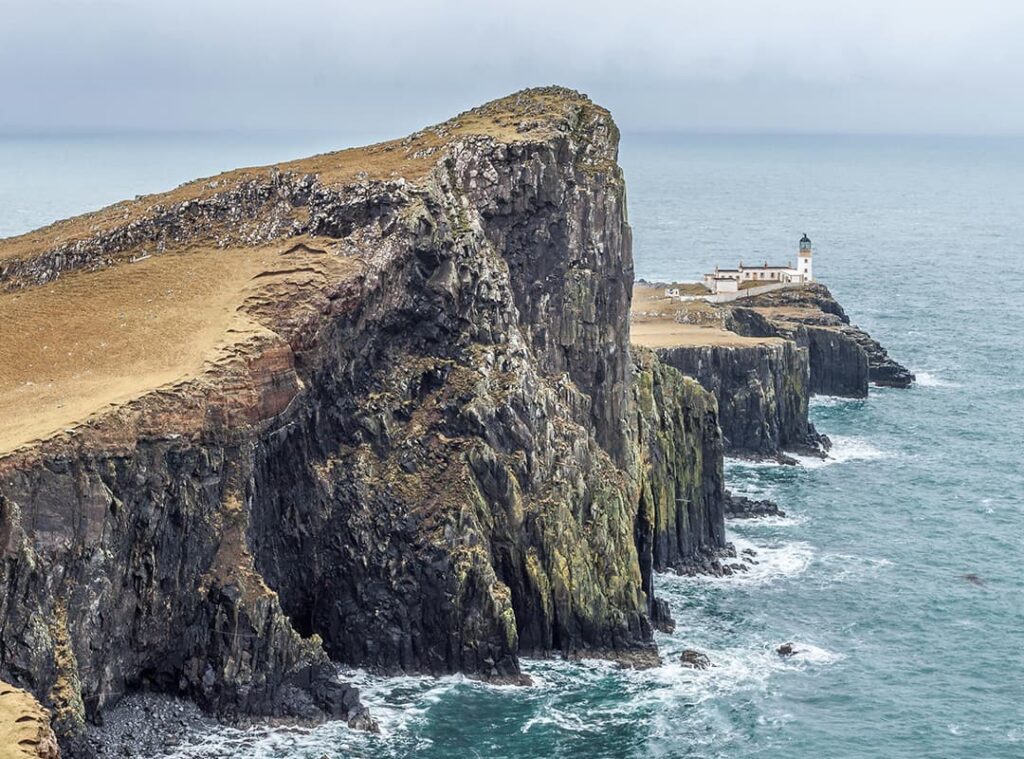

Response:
(0, 682), (57, 759)
(630, 283), (780, 348)
(0, 240), (359, 454)
(0, 88), (599, 454)
(632, 284), (708, 318)
(749, 305), (822, 319)
(630, 321), (777, 348)
(0, 90), (595, 266)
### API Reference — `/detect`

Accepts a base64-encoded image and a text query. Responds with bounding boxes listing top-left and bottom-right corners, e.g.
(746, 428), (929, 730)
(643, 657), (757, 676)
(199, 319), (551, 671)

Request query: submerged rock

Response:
(723, 490), (787, 519)
(679, 649), (712, 670)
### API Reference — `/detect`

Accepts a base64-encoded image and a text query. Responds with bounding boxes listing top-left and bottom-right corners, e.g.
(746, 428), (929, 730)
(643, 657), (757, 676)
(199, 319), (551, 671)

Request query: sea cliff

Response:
(632, 282), (912, 460)
(0, 88), (729, 755)
(0, 88), (910, 757)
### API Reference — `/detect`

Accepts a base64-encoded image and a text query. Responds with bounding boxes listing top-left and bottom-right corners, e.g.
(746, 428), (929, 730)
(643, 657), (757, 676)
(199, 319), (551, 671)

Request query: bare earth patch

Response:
(630, 321), (776, 348)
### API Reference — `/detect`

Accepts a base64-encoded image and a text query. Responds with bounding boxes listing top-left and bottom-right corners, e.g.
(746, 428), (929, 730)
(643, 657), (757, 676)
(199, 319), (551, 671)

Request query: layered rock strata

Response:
(631, 280), (911, 461)
(655, 340), (827, 458)
(729, 283), (914, 393)
(632, 348), (727, 623)
(0, 88), (729, 754)
(0, 87), (911, 757)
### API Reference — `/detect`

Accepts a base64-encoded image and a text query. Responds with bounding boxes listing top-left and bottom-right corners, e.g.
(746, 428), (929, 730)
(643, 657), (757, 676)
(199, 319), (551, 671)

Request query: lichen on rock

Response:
(0, 87), (707, 753)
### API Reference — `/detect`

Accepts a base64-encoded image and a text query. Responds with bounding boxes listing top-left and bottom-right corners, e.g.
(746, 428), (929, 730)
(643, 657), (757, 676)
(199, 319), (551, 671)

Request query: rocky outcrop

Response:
(730, 284), (914, 393)
(654, 340), (828, 459)
(722, 490), (786, 519)
(632, 349), (726, 624)
(0, 680), (60, 759)
(0, 86), (910, 757)
(726, 306), (869, 397)
(0, 88), (695, 753)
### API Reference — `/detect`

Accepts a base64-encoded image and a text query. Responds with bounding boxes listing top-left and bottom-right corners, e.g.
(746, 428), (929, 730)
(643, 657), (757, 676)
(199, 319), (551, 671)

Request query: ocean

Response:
(2, 131), (1022, 758)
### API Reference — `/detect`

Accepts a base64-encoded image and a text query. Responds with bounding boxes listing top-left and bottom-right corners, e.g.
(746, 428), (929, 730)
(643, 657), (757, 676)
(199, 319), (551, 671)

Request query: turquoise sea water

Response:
(2, 133), (1022, 758)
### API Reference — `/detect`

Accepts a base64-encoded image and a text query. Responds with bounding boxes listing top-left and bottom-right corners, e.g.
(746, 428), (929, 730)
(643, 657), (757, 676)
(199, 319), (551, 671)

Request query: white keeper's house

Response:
(701, 234), (814, 295)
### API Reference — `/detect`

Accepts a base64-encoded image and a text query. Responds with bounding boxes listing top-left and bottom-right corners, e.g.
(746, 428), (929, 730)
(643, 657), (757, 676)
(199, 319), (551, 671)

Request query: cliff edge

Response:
(0, 88), (727, 754)
(632, 281), (912, 459)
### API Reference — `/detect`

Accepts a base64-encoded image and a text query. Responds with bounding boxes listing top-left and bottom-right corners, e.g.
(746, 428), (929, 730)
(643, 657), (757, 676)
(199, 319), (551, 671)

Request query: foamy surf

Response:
(810, 395), (868, 409)
(815, 552), (894, 583)
(789, 435), (886, 469)
(732, 512), (808, 528)
(658, 535), (814, 587)
(914, 371), (962, 388)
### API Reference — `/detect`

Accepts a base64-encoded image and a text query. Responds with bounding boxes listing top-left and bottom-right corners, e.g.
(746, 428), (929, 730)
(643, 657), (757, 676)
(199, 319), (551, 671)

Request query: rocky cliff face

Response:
(632, 349), (726, 621)
(0, 89), (724, 754)
(729, 284), (914, 393)
(654, 340), (827, 458)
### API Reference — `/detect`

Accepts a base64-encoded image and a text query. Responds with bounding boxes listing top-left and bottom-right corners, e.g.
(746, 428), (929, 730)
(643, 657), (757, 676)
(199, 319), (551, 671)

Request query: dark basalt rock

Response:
(777, 642), (797, 657)
(679, 649), (712, 669)
(731, 284), (914, 393)
(723, 490), (786, 519)
(0, 87), (911, 756)
(656, 340), (829, 459)
(632, 348), (727, 587)
(0, 88), (715, 754)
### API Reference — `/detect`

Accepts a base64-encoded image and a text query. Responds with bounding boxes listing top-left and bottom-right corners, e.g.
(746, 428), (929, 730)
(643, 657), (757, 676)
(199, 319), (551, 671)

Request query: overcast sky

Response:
(2, 0), (1024, 138)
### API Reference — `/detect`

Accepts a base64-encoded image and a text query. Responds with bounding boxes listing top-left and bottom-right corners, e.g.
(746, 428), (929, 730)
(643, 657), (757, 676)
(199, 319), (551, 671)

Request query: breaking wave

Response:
(789, 436), (886, 469)
(914, 371), (962, 388)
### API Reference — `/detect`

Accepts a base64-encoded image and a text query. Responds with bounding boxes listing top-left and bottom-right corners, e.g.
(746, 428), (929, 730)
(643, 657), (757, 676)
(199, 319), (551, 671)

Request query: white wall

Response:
(798, 253), (813, 281)
(674, 281), (793, 303)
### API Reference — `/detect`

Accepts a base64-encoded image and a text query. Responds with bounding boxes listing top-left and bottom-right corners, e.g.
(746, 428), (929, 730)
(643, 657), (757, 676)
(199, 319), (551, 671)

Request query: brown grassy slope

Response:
(0, 88), (602, 266)
(0, 87), (599, 455)
(0, 240), (360, 455)
(0, 681), (59, 759)
(630, 283), (781, 348)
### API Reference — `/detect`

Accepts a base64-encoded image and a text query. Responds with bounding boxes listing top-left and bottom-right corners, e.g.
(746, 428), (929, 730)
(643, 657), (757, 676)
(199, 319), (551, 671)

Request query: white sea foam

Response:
(723, 456), (792, 471)
(726, 436), (886, 471)
(624, 636), (844, 729)
(731, 512), (808, 528)
(814, 552), (894, 583)
(657, 535), (814, 587)
(775, 641), (845, 667)
(810, 395), (867, 409)
(789, 435), (886, 469)
(914, 371), (962, 388)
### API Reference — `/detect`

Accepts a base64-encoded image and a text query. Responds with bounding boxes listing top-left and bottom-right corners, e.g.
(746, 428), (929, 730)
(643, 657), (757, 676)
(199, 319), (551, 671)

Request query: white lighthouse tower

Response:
(798, 233), (813, 282)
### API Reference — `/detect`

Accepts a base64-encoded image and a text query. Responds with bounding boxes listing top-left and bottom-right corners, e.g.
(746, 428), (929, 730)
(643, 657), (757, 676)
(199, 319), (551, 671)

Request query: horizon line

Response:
(1, 125), (1023, 142)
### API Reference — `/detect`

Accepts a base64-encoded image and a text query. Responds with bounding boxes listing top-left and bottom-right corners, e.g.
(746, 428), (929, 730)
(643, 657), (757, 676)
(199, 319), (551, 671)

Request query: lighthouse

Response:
(798, 233), (813, 282)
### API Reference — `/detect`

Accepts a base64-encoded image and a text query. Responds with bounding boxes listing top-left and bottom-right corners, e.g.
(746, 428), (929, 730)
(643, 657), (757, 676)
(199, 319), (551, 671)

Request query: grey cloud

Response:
(1, 0), (1022, 135)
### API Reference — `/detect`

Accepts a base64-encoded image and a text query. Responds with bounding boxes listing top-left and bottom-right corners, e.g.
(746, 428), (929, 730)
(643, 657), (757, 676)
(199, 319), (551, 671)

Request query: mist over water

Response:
(3, 132), (1023, 757)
